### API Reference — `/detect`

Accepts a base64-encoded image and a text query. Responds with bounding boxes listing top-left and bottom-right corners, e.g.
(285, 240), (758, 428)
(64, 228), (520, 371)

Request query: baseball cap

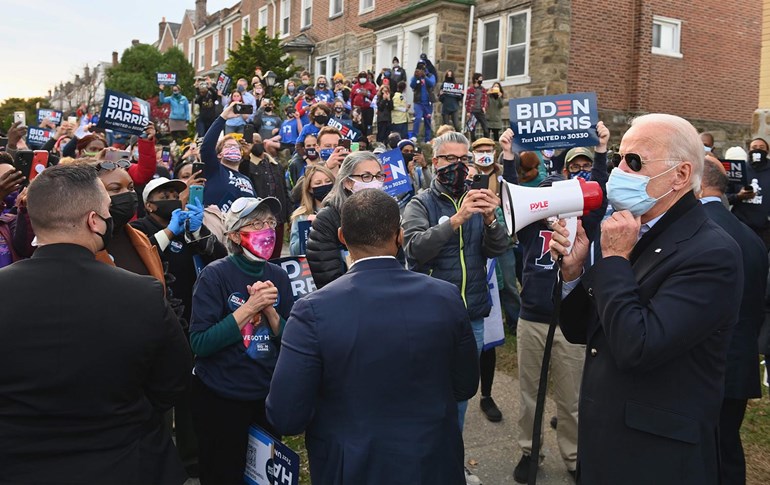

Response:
(725, 146), (747, 160)
(142, 177), (187, 202)
(225, 196), (282, 233)
(565, 147), (593, 165)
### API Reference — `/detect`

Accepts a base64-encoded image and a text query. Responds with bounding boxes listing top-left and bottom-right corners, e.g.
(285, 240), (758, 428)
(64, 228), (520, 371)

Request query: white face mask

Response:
(349, 178), (384, 193)
(474, 152), (494, 167)
(359, 78), (367, 84)
(606, 163), (679, 216)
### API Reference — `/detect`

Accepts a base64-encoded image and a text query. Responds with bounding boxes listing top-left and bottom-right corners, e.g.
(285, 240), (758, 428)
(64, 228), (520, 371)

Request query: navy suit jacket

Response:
(559, 192), (743, 485)
(267, 257), (478, 485)
(702, 199), (768, 399)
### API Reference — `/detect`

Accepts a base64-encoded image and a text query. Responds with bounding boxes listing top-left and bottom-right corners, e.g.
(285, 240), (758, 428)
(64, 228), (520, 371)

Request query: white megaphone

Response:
(500, 177), (603, 252)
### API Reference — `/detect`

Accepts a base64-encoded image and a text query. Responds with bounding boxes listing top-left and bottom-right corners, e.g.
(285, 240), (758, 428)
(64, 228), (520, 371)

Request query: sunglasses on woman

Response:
(95, 160), (131, 172)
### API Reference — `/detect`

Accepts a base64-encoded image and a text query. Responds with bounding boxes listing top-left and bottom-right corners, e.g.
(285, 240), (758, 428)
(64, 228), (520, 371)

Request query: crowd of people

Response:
(1, 58), (770, 485)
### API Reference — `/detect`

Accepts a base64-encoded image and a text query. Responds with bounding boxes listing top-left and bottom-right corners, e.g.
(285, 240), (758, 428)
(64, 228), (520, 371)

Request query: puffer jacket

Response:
(306, 204), (345, 289)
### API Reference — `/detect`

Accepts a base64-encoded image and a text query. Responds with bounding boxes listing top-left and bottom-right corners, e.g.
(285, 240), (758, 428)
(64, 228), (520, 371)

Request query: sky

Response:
(0, 0), (235, 101)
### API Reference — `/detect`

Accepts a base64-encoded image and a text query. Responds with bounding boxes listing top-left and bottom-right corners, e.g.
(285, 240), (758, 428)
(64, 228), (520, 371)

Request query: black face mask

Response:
(264, 107), (273, 113)
(305, 148), (319, 161)
(95, 213), (114, 251)
(109, 192), (138, 232)
(311, 183), (333, 202)
(402, 152), (415, 164)
(251, 143), (265, 157)
(436, 162), (469, 197)
(315, 115), (329, 125)
(749, 149), (768, 167)
(151, 199), (182, 221)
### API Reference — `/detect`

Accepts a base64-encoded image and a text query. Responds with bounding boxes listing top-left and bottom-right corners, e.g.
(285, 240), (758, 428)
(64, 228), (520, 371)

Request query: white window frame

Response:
(280, 0), (291, 38)
(505, 10), (530, 79)
(652, 15), (683, 58)
(302, 0), (313, 29)
(198, 39), (205, 70)
(475, 9), (531, 87)
(359, 48), (373, 73)
(224, 24), (233, 61)
(212, 33), (219, 65)
(359, 0), (375, 15)
(258, 7), (268, 30)
(329, 0), (343, 18)
(188, 38), (195, 65)
(315, 53), (340, 79)
(242, 15), (251, 37)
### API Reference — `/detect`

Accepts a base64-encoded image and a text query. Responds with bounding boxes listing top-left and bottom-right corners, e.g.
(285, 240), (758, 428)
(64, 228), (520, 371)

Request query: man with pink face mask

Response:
(189, 196), (294, 485)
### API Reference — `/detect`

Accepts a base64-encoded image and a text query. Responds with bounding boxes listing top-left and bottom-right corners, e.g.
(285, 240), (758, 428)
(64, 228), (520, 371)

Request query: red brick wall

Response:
(569, 0), (760, 125)
(177, 15), (196, 63)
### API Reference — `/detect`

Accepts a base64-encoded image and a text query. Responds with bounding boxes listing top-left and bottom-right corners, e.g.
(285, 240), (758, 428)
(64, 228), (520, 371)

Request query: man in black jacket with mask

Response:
(0, 165), (191, 484)
(728, 137), (770, 249)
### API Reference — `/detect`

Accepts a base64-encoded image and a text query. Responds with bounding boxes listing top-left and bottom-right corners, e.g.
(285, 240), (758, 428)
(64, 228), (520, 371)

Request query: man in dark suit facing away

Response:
(699, 155), (768, 485)
(550, 113), (743, 484)
(0, 165), (192, 484)
(267, 188), (479, 485)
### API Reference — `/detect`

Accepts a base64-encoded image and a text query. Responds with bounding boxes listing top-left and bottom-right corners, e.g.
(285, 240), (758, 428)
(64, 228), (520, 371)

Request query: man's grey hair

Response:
(629, 113), (704, 193)
(432, 131), (470, 155)
(326, 151), (381, 210)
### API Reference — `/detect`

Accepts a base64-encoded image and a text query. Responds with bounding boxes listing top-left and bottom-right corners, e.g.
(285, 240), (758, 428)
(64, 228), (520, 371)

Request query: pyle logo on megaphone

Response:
(500, 177), (603, 252)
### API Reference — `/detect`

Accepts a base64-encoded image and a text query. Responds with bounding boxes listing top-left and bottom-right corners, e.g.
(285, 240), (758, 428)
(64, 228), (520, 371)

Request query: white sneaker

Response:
(465, 466), (482, 485)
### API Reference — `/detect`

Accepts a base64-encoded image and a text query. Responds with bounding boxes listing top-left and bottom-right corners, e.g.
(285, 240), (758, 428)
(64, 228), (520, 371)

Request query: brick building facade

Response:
(155, 0), (761, 147)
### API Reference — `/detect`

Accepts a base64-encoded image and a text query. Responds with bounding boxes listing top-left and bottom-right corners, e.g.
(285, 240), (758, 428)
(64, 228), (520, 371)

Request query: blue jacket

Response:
(402, 180), (509, 320)
(158, 91), (190, 121)
(410, 74), (436, 104)
(267, 257), (478, 485)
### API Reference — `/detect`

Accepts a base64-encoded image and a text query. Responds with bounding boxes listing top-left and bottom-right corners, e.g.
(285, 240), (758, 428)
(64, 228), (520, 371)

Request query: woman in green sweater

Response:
(188, 196), (294, 485)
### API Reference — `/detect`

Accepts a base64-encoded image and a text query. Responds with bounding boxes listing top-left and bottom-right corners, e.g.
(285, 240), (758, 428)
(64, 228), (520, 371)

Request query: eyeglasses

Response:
(568, 162), (592, 172)
(241, 219), (278, 231)
(616, 153), (675, 172)
(95, 159), (131, 172)
(436, 154), (472, 164)
(349, 172), (386, 183)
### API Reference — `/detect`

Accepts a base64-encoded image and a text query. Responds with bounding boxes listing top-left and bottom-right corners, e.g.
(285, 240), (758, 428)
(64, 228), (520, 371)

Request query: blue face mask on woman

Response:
(606, 163), (679, 216)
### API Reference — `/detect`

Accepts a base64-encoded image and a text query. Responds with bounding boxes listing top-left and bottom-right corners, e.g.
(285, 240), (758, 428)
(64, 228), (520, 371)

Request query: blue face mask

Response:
(319, 148), (335, 161)
(606, 164), (679, 216)
(568, 170), (592, 181)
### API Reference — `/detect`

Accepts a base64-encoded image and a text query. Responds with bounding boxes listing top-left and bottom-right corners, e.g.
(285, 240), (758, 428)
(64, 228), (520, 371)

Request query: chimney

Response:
(195, 0), (207, 29)
(75, 74), (81, 85)
(47, 90), (52, 98)
(112, 51), (119, 66)
(159, 16), (167, 41)
(84, 64), (90, 81)
(131, 39), (140, 46)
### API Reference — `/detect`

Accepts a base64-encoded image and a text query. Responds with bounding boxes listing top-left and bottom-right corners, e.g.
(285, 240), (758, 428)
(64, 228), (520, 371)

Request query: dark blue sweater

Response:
(190, 256), (293, 400)
(201, 116), (256, 211)
(514, 152), (609, 323)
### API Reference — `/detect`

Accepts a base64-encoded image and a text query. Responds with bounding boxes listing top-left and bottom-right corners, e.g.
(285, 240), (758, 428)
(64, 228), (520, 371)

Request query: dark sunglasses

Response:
(96, 159), (131, 172)
(614, 153), (672, 172)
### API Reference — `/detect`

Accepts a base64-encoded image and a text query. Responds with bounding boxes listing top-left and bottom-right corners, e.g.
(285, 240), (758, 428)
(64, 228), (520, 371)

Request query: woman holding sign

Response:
(158, 84), (190, 143)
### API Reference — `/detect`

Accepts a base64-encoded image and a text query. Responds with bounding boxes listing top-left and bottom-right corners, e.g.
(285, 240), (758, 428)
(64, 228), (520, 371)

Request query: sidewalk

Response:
(463, 370), (575, 485)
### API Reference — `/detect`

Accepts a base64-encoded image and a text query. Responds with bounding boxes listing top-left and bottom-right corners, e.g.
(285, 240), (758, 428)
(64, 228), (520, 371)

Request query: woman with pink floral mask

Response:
(188, 196), (294, 485)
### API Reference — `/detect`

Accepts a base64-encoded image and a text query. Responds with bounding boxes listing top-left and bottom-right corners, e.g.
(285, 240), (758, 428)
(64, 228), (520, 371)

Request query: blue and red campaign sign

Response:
(379, 148), (413, 197)
(96, 90), (151, 135)
(509, 92), (599, 151)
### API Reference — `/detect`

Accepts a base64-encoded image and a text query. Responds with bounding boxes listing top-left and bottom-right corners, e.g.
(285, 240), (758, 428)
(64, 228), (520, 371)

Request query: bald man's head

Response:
(700, 155), (729, 196)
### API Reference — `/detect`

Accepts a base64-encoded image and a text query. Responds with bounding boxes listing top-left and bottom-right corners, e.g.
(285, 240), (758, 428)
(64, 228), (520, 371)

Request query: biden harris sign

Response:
(96, 90), (151, 135)
(509, 92), (599, 151)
